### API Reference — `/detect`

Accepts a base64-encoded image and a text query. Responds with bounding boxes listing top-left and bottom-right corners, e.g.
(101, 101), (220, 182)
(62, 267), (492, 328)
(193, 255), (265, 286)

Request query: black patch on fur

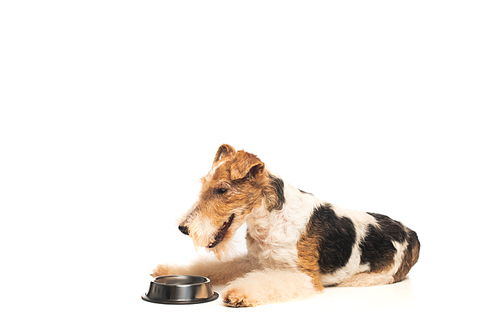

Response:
(359, 212), (408, 272)
(307, 204), (357, 273)
(366, 213), (407, 242)
(268, 174), (285, 211)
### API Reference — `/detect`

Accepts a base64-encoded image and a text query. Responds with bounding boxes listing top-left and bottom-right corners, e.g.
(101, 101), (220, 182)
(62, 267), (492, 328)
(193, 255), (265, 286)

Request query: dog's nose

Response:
(178, 225), (189, 235)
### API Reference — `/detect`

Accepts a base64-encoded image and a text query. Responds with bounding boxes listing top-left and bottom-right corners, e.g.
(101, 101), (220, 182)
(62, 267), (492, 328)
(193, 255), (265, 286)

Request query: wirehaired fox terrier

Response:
(153, 144), (420, 307)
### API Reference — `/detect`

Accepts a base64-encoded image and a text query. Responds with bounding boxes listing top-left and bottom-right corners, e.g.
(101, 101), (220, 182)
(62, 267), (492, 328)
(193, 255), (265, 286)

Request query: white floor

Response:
(2, 2), (499, 333)
(3, 206), (497, 333)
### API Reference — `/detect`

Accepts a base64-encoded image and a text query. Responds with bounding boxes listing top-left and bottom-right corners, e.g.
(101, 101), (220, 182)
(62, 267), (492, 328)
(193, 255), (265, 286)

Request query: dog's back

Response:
(296, 202), (420, 288)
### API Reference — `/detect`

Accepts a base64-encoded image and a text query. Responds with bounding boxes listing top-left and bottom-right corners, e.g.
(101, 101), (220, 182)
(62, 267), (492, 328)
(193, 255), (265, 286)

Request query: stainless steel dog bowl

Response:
(142, 275), (219, 304)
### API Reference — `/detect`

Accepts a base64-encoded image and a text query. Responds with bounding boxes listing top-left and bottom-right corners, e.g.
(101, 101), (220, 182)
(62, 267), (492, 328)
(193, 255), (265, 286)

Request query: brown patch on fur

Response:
(213, 144), (236, 165)
(230, 151), (264, 181)
(296, 231), (324, 291)
(193, 145), (272, 259)
(393, 230), (420, 283)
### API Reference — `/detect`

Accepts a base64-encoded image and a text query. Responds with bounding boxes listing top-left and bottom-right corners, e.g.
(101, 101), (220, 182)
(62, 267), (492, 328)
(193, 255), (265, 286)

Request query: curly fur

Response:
(153, 144), (420, 307)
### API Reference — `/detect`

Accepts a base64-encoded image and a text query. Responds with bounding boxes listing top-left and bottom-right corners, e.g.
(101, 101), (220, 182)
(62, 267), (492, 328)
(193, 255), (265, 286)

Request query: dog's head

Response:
(178, 144), (270, 259)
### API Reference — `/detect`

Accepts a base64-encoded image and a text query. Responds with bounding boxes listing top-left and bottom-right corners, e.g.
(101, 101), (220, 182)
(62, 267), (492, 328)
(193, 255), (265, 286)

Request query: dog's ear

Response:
(213, 144), (236, 165)
(230, 151), (265, 181)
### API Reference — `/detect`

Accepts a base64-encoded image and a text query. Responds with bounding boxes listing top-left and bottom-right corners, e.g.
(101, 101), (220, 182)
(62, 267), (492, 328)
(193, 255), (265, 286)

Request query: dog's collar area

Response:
(208, 214), (235, 248)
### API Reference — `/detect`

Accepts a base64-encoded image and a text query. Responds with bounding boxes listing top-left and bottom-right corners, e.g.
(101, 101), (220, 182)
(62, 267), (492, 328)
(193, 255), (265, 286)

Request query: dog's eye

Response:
(215, 188), (228, 195)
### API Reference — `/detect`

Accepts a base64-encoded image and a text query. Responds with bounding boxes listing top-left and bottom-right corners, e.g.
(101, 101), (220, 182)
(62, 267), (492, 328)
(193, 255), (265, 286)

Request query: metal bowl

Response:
(142, 275), (219, 304)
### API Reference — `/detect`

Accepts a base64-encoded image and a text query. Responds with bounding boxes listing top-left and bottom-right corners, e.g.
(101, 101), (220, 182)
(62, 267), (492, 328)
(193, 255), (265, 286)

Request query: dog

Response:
(153, 144), (420, 307)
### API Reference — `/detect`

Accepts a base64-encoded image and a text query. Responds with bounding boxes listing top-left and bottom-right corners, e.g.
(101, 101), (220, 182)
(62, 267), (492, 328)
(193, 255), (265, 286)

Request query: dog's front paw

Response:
(222, 285), (260, 308)
(151, 264), (171, 277)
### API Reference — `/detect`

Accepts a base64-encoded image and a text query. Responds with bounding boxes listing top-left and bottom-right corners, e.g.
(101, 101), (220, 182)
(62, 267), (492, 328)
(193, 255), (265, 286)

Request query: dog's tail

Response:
(409, 229), (420, 268)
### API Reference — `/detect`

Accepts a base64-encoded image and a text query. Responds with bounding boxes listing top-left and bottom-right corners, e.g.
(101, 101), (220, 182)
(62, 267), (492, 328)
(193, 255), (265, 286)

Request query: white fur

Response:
(245, 179), (322, 269)
(223, 269), (318, 307)
(153, 255), (259, 286)
(388, 240), (408, 276)
(180, 204), (219, 249)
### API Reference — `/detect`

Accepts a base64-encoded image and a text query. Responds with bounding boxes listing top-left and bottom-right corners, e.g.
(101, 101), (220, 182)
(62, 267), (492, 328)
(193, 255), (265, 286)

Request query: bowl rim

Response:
(153, 275), (211, 287)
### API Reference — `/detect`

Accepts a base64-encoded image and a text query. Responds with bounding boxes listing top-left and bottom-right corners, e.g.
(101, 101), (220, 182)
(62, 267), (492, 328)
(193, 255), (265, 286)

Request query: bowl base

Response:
(141, 292), (219, 305)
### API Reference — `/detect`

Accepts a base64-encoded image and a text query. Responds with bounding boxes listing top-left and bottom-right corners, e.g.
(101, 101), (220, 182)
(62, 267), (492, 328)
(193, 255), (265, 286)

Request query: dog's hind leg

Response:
(336, 232), (420, 287)
(152, 255), (259, 285)
(335, 272), (394, 287)
(222, 269), (320, 307)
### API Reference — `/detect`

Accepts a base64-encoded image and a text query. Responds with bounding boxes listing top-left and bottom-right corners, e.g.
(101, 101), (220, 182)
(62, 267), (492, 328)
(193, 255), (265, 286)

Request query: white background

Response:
(1, 1), (499, 333)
